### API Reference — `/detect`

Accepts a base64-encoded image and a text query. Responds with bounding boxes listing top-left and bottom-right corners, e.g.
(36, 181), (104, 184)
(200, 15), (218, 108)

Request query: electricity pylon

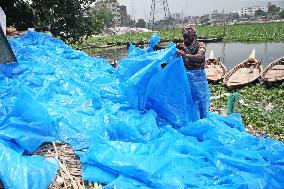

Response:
(149, 0), (171, 29)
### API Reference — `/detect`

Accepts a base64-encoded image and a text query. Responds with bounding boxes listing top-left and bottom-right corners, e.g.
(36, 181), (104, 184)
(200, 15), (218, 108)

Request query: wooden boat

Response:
(261, 57), (284, 86)
(205, 50), (227, 83)
(223, 49), (263, 90)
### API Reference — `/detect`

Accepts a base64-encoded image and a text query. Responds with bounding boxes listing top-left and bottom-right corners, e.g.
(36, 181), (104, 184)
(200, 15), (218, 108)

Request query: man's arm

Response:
(185, 42), (206, 62)
(176, 42), (206, 62)
(183, 49), (205, 62)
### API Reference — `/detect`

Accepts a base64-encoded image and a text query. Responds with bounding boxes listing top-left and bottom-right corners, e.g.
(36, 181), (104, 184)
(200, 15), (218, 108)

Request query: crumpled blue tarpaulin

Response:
(0, 84), (59, 188)
(0, 139), (59, 189)
(0, 32), (283, 189)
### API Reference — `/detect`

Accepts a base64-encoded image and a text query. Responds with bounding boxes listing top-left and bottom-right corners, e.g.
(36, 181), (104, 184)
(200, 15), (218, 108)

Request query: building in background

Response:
(209, 10), (240, 25)
(170, 13), (181, 20)
(170, 13), (184, 25)
(93, 0), (131, 27)
(210, 10), (223, 25)
(184, 16), (201, 24)
(119, 5), (131, 26)
(238, 6), (268, 17)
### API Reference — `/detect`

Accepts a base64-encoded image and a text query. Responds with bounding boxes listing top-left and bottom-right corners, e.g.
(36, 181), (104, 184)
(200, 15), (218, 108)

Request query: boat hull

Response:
(205, 58), (227, 84)
(223, 58), (262, 90)
(261, 57), (284, 87)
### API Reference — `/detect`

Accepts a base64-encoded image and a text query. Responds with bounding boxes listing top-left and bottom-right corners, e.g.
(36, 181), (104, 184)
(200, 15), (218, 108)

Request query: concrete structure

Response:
(238, 6), (268, 17)
(93, 0), (131, 27)
(171, 13), (181, 20)
(0, 7), (6, 35)
(210, 10), (223, 24)
(170, 13), (183, 25)
(119, 5), (131, 26)
(184, 16), (201, 24)
(210, 10), (240, 25)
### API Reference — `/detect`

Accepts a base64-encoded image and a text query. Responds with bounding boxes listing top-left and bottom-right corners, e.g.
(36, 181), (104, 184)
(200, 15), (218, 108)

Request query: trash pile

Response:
(103, 27), (152, 36)
(0, 32), (284, 189)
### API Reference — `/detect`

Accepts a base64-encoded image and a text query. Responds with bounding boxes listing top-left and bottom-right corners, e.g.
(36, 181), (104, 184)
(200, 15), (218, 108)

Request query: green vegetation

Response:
(136, 19), (147, 28)
(74, 22), (284, 52)
(254, 9), (267, 17)
(90, 8), (114, 32)
(210, 83), (284, 141)
(268, 4), (281, 16)
(280, 10), (284, 19)
(197, 23), (284, 42)
(1, 0), (34, 30)
(2, 0), (112, 40)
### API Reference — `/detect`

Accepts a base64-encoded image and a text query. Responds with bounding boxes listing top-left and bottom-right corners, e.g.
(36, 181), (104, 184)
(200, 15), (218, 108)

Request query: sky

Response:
(117, 0), (284, 20)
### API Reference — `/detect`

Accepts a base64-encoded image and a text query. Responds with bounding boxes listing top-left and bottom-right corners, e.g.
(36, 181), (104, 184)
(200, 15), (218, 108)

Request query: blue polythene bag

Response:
(0, 88), (57, 153)
(120, 44), (177, 109)
(146, 33), (161, 53)
(128, 42), (145, 58)
(0, 140), (59, 189)
(128, 33), (161, 58)
(146, 57), (199, 128)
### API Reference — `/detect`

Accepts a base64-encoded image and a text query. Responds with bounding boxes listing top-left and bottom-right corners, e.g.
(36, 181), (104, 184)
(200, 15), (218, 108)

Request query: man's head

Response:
(182, 23), (196, 45)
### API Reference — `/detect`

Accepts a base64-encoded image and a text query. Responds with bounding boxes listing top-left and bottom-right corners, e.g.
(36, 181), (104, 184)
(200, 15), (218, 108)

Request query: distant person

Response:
(176, 23), (210, 119)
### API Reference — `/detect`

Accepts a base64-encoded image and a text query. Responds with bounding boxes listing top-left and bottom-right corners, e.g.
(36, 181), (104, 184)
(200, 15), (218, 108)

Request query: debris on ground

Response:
(33, 143), (84, 189)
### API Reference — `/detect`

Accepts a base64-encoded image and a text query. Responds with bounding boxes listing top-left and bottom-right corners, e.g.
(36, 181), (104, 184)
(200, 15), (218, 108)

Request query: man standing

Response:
(176, 23), (210, 119)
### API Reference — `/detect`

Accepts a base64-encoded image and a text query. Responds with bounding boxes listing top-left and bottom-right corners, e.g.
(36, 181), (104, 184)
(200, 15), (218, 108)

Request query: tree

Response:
(1, 0), (116, 41)
(200, 14), (210, 25)
(31, 0), (95, 40)
(254, 9), (266, 17)
(90, 8), (113, 31)
(280, 10), (284, 19)
(135, 19), (146, 28)
(129, 19), (136, 27)
(0, 0), (34, 30)
(231, 13), (240, 20)
(200, 18), (210, 25)
(268, 5), (280, 16)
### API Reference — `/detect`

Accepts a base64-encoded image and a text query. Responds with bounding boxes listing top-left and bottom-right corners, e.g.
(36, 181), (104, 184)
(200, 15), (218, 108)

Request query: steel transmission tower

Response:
(149, 0), (171, 29)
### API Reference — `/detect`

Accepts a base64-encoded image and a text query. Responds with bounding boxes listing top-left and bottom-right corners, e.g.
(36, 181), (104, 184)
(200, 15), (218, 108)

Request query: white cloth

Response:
(0, 7), (6, 35)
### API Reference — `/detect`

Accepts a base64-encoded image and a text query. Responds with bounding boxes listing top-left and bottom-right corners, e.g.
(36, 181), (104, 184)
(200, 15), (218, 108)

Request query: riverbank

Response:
(71, 22), (284, 54)
(210, 83), (284, 141)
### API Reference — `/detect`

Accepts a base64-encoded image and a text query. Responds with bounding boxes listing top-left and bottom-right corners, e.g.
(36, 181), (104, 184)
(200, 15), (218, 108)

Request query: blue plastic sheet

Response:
(0, 87), (58, 153)
(0, 140), (59, 189)
(146, 57), (199, 127)
(83, 113), (284, 188)
(122, 44), (178, 110)
(127, 42), (145, 58)
(0, 31), (283, 189)
(146, 33), (160, 53)
(187, 70), (211, 119)
(128, 33), (160, 58)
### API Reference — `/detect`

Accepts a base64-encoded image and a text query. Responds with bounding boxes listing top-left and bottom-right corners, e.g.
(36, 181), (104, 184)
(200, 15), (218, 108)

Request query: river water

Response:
(96, 42), (284, 69)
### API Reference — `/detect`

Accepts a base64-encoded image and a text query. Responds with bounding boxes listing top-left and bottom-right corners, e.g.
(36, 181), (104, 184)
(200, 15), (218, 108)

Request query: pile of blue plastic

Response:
(0, 32), (284, 189)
